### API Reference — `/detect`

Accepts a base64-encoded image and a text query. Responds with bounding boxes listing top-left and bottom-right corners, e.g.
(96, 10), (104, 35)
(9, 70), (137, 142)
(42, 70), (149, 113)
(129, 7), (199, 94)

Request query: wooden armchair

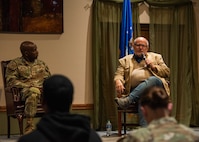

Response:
(117, 93), (140, 136)
(117, 103), (139, 136)
(1, 60), (45, 138)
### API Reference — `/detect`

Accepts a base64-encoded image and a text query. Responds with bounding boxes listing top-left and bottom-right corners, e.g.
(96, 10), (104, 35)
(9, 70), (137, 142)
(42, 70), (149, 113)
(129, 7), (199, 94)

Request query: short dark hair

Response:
(20, 41), (36, 55)
(140, 86), (169, 110)
(42, 74), (74, 112)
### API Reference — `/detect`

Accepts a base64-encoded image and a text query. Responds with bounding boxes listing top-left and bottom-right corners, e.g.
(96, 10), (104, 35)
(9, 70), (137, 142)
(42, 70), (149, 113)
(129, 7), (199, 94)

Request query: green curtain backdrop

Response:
(149, 1), (199, 126)
(92, 0), (199, 130)
(92, 0), (141, 130)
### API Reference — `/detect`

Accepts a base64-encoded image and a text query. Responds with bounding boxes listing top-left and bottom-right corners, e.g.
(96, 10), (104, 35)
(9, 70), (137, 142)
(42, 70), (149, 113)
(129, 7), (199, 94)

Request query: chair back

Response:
(1, 60), (10, 87)
(1, 60), (25, 116)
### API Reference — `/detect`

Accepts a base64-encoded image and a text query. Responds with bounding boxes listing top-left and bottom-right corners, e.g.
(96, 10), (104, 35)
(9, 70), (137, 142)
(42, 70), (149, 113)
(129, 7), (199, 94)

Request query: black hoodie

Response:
(18, 112), (102, 142)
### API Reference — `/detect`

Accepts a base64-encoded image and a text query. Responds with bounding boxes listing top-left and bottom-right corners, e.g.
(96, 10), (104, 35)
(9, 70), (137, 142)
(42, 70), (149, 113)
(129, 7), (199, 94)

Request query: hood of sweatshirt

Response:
(36, 112), (91, 142)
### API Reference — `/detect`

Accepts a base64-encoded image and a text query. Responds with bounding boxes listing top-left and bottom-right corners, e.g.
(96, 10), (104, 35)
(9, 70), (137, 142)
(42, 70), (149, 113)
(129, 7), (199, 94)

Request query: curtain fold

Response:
(98, 0), (144, 3)
(98, 0), (190, 5)
(149, 1), (199, 126)
(92, 0), (141, 130)
(146, 0), (191, 6)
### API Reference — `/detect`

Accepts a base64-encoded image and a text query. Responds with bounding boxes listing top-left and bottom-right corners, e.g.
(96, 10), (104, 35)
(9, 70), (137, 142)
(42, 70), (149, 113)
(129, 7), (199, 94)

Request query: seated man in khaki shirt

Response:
(114, 37), (170, 126)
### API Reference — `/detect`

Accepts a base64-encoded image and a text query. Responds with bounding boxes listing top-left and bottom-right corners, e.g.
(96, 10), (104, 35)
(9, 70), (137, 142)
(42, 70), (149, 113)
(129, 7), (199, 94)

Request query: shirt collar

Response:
(133, 54), (145, 63)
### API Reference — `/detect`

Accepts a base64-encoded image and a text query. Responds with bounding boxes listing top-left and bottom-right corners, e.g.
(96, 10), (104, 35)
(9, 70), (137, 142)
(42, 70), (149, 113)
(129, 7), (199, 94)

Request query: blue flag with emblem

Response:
(119, 0), (133, 58)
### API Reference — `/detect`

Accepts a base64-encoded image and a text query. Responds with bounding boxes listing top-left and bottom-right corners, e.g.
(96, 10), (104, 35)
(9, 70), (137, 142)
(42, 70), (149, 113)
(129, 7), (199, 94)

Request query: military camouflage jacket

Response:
(6, 57), (51, 89)
(121, 117), (199, 142)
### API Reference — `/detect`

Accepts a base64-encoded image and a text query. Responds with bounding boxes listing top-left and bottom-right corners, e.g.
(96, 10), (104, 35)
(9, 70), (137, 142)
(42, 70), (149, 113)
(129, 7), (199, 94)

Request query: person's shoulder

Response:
(164, 124), (199, 141)
(88, 129), (102, 142)
(35, 59), (48, 65)
(36, 59), (46, 63)
(7, 57), (22, 68)
(126, 127), (152, 141)
(18, 130), (49, 142)
(9, 57), (22, 63)
(119, 54), (133, 61)
(147, 52), (161, 56)
(131, 127), (151, 136)
(125, 54), (134, 58)
(178, 124), (199, 139)
(147, 52), (163, 59)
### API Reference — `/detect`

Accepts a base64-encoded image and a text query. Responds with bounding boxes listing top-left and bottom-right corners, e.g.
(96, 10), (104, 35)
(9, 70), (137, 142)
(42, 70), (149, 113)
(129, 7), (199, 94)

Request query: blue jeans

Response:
(128, 76), (163, 126)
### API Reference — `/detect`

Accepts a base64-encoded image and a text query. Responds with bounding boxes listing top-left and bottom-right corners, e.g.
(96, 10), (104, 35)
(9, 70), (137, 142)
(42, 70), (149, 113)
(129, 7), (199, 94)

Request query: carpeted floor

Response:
(0, 131), (121, 142)
(0, 131), (120, 142)
(98, 131), (122, 142)
(0, 128), (199, 142)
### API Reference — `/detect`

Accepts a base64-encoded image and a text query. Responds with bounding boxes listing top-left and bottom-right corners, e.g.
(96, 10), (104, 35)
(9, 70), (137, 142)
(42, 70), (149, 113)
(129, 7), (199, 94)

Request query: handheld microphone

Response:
(142, 53), (146, 60)
(142, 53), (148, 68)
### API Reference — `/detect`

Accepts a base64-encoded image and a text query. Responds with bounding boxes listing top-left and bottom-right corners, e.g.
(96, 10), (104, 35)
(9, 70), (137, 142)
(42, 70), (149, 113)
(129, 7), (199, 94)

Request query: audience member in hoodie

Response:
(18, 74), (102, 142)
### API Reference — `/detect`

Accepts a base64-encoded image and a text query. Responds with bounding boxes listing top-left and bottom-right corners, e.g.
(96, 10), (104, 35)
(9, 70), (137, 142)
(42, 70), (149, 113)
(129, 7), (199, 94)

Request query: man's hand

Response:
(145, 58), (157, 72)
(145, 58), (152, 67)
(115, 80), (125, 95)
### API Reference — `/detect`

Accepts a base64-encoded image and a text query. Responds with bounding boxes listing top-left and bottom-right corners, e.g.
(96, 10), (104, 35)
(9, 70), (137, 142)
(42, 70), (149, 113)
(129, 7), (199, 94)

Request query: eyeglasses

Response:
(134, 44), (147, 48)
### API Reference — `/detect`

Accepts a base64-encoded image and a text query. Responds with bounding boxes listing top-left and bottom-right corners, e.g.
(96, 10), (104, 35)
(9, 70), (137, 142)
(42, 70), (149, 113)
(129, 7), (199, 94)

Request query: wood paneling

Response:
(141, 24), (149, 41)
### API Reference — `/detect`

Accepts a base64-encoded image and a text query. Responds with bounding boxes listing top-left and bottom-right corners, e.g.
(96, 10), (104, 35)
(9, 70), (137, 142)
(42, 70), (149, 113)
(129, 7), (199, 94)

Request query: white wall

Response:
(0, 0), (93, 106)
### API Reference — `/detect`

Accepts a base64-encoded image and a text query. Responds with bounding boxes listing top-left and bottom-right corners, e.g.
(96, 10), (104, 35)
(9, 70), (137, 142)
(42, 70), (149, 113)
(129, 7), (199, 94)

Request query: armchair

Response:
(1, 60), (44, 138)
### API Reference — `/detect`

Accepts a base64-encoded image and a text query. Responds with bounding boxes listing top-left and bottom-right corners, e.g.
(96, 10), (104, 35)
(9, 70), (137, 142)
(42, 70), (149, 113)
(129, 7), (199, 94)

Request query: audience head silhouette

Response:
(140, 86), (169, 109)
(42, 74), (74, 112)
(140, 86), (171, 123)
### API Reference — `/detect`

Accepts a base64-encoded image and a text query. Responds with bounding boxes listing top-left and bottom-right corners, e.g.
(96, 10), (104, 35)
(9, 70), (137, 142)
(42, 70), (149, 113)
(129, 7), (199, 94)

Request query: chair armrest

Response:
(5, 87), (12, 92)
(5, 87), (21, 102)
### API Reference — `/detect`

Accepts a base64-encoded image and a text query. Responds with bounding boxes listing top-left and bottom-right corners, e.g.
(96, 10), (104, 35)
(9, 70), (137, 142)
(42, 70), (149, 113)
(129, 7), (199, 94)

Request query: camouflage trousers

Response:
(21, 87), (41, 117)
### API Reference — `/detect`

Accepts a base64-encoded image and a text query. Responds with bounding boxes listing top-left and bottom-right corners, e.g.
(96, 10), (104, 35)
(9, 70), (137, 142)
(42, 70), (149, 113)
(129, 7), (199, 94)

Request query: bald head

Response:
(131, 37), (149, 56)
(20, 41), (36, 55)
(20, 41), (38, 62)
(134, 37), (149, 47)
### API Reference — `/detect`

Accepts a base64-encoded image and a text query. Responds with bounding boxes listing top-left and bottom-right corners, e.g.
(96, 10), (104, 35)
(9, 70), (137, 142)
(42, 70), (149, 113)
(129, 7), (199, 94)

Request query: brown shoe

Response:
(114, 97), (131, 109)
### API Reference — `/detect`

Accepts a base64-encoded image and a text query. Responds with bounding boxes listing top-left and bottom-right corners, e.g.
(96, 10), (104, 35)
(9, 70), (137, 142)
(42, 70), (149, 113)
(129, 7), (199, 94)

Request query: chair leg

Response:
(123, 112), (126, 134)
(7, 116), (10, 138)
(118, 111), (122, 136)
(16, 114), (24, 135)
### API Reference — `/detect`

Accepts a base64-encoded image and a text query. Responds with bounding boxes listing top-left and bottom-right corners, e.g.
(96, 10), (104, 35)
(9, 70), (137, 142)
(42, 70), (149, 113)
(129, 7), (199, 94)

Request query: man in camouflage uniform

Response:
(118, 86), (199, 142)
(6, 41), (51, 134)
